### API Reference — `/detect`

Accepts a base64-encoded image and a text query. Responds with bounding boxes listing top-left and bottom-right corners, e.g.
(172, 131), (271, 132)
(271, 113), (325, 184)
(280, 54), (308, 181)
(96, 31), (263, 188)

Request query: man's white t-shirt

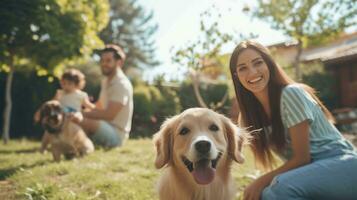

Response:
(98, 69), (133, 138)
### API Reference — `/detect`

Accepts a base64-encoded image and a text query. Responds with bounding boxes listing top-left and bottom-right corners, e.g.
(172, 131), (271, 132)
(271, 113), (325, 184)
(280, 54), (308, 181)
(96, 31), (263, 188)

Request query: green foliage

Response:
(133, 85), (155, 122)
(171, 8), (239, 111)
(0, 0), (109, 141)
(301, 63), (338, 109)
(0, 71), (59, 138)
(171, 9), (235, 72)
(0, 60), (102, 139)
(153, 84), (182, 123)
(253, 0), (357, 47)
(24, 183), (56, 200)
(132, 84), (181, 138)
(100, 0), (159, 69)
(178, 81), (231, 113)
(251, 0), (356, 80)
(0, 0), (109, 70)
(178, 81), (201, 108)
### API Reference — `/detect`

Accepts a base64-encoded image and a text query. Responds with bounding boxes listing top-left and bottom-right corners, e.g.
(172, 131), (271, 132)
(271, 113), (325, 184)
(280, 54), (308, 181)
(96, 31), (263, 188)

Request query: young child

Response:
(35, 68), (95, 152)
(53, 68), (95, 112)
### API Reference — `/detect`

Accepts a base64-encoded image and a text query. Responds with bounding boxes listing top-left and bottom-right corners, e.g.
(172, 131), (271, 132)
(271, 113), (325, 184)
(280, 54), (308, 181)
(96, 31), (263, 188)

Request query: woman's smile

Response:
(236, 48), (270, 95)
(248, 76), (263, 84)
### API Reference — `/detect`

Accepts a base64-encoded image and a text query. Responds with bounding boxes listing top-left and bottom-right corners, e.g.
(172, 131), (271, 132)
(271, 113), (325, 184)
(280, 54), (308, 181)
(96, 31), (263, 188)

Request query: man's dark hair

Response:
(100, 44), (126, 62)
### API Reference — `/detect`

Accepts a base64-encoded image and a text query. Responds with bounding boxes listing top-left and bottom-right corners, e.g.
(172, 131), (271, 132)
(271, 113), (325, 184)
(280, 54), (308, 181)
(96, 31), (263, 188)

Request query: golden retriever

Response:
(39, 100), (94, 162)
(153, 108), (247, 200)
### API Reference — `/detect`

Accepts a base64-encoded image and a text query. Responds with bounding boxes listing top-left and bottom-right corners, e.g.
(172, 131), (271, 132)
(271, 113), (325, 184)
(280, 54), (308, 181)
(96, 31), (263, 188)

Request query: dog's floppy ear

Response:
(222, 115), (248, 164)
(153, 115), (178, 169)
(38, 103), (50, 123)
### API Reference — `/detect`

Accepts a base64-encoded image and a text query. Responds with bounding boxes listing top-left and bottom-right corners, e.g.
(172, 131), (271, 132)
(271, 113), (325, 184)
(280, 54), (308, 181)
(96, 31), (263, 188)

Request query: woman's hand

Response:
(243, 177), (268, 200)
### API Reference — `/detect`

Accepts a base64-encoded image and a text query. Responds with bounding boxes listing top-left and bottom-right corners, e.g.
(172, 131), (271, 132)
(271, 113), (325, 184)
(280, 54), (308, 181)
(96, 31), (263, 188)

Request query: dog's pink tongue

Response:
(191, 160), (215, 185)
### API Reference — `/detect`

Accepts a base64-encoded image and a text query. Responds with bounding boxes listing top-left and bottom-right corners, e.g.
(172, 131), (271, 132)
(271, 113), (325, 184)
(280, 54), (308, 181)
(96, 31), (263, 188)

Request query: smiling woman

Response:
(229, 40), (357, 200)
(235, 49), (271, 100)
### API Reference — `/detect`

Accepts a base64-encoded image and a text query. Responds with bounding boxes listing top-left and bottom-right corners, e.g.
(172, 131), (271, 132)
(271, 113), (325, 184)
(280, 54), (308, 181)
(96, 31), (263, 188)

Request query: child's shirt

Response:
(56, 89), (89, 112)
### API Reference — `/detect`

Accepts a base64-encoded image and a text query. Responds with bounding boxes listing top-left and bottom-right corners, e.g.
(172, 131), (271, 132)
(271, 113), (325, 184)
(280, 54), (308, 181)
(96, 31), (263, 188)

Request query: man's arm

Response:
(83, 101), (123, 121)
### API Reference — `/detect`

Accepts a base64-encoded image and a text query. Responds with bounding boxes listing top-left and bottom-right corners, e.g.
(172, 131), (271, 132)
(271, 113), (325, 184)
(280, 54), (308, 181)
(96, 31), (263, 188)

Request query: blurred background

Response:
(1, 0), (356, 142)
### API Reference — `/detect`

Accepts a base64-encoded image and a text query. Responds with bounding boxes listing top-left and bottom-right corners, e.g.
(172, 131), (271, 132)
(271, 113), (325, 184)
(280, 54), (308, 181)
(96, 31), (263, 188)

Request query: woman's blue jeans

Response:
(261, 153), (357, 200)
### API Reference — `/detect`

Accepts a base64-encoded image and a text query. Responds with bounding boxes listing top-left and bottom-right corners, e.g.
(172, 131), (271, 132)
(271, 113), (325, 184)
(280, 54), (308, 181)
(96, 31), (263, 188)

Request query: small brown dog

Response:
(153, 108), (248, 200)
(39, 100), (94, 162)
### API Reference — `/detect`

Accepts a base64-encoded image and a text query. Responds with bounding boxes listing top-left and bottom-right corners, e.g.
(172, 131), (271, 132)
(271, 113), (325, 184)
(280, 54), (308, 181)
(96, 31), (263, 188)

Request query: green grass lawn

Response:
(0, 139), (258, 200)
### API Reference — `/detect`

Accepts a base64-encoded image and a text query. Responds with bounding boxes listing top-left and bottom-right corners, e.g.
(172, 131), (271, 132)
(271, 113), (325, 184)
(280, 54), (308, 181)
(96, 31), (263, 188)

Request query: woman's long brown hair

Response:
(229, 40), (334, 169)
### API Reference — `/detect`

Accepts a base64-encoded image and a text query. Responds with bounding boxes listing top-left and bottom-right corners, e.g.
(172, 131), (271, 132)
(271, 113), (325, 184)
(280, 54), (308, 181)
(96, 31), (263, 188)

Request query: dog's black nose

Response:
(195, 140), (211, 154)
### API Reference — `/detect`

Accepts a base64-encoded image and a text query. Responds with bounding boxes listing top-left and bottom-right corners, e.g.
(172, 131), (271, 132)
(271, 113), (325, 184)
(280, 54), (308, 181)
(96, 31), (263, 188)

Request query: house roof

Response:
(267, 32), (357, 65)
(300, 32), (357, 64)
(267, 40), (298, 49)
(322, 43), (357, 65)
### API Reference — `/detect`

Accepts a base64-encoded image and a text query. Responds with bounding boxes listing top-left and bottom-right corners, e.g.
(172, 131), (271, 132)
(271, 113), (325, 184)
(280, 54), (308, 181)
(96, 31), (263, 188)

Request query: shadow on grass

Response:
(0, 147), (40, 155)
(0, 160), (51, 180)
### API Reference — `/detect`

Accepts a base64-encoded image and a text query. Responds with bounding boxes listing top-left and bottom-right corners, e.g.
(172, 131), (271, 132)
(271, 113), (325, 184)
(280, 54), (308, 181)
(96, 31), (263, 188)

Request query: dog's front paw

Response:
(39, 146), (47, 154)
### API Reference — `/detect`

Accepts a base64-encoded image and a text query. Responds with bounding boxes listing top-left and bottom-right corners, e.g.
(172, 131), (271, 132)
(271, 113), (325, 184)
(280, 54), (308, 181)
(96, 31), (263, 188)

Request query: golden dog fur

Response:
(40, 100), (94, 162)
(153, 108), (248, 200)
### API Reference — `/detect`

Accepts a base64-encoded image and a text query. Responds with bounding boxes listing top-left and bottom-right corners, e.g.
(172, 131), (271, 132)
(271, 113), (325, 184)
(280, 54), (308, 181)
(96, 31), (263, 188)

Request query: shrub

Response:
(177, 81), (231, 114)
(132, 84), (181, 138)
(302, 66), (338, 109)
(0, 71), (59, 139)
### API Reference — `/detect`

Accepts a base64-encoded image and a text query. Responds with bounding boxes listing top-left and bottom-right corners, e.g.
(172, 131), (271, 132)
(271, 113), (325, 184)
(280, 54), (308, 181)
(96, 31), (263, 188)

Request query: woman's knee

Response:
(261, 186), (276, 200)
(261, 175), (301, 200)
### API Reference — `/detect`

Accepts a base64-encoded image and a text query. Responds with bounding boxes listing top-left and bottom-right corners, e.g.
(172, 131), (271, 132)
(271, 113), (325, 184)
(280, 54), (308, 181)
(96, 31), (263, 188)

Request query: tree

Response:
(171, 9), (238, 110)
(250, 0), (357, 80)
(100, 0), (159, 69)
(0, 0), (109, 143)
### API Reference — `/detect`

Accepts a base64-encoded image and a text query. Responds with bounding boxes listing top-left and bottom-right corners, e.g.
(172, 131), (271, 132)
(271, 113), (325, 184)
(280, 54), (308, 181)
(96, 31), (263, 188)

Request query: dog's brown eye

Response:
(179, 127), (190, 135)
(209, 124), (219, 132)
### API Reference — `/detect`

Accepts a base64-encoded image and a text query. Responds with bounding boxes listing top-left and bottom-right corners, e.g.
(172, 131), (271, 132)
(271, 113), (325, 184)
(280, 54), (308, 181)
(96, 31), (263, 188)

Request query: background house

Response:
(268, 32), (357, 108)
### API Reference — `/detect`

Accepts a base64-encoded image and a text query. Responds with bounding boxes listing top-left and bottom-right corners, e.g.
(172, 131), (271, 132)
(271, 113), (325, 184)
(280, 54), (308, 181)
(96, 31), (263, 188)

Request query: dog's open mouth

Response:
(182, 152), (222, 185)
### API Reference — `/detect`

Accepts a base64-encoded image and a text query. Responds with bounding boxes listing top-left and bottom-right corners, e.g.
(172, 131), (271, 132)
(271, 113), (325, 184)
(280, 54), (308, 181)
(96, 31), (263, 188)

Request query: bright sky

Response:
(138, 0), (288, 81)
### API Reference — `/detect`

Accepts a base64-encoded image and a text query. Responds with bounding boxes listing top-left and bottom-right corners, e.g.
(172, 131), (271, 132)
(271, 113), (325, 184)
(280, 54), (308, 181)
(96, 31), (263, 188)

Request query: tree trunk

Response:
(188, 68), (229, 110)
(189, 68), (208, 108)
(212, 90), (229, 111)
(2, 62), (14, 144)
(293, 39), (303, 81)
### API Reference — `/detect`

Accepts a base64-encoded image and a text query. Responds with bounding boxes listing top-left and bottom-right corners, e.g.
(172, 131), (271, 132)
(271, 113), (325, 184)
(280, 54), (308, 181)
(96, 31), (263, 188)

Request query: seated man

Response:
(70, 44), (133, 147)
